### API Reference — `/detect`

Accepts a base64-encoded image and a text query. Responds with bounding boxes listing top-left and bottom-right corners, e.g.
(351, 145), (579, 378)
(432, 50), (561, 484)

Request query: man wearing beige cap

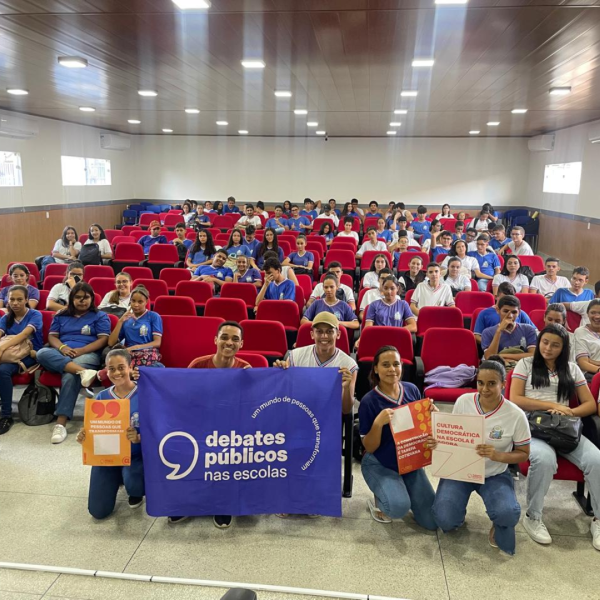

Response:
(274, 312), (357, 414)
(138, 220), (168, 255)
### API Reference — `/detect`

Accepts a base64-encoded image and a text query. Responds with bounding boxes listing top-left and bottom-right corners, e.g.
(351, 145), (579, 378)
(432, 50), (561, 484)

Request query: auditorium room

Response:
(2, 1), (600, 600)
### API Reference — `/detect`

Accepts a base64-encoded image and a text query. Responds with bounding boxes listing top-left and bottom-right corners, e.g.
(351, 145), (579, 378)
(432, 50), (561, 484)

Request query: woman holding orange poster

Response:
(358, 346), (436, 528)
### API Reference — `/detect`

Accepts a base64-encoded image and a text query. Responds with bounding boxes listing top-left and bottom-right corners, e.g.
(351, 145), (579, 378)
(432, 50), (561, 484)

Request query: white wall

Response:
(527, 119), (600, 219)
(131, 136), (531, 208)
(0, 111), (134, 210)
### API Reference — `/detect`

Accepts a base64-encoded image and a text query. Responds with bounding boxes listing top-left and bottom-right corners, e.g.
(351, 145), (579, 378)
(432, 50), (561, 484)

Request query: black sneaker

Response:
(213, 515), (232, 529)
(0, 417), (14, 435)
(128, 496), (144, 509)
(167, 516), (189, 524)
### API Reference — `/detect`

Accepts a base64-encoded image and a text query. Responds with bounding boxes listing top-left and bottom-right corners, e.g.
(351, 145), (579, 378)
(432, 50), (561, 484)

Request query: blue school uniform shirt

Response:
(365, 212), (383, 219)
(473, 306), (534, 335)
(481, 323), (537, 352)
(242, 237), (261, 258)
(0, 284), (40, 305)
(138, 235), (167, 254)
(359, 383), (423, 470)
(265, 280), (296, 301)
(96, 385), (141, 456)
(194, 214), (210, 224)
(187, 247), (213, 264)
(304, 299), (357, 323)
(226, 244), (252, 262)
(173, 239), (193, 250)
(377, 230), (393, 243)
(549, 288), (595, 304)
(222, 205), (240, 214)
(287, 251), (314, 268)
(489, 237), (510, 251)
(300, 209), (318, 220)
(119, 310), (163, 347)
(467, 251), (501, 277)
(49, 310), (111, 351)
(452, 233), (466, 241)
(365, 299), (414, 326)
(193, 265), (234, 280)
(266, 217), (288, 229)
(288, 216), (311, 231)
(237, 268), (262, 284)
(432, 247), (450, 261)
(411, 220), (430, 237)
(0, 308), (43, 351)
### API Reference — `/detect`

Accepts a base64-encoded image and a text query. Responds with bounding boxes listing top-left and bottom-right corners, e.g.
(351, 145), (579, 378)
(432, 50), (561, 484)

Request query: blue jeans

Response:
(477, 278), (490, 292)
(36, 348), (101, 420)
(361, 452), (436, 530)
(88, 453), (145, 519)
(527, 436), (600, 520)
(0, 356), (36, 417)
(433, 469), (521, 555)
(39, 255), (56, 280)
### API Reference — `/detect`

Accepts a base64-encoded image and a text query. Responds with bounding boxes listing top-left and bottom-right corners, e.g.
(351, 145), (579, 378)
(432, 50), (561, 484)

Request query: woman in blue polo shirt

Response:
(224, 229), (252, 270)
(0, 286), (43, 434)
(359, 345), (436, 528)
(36, 282), (111, 445)
(283, 235), (314, 278)
(255, 228), (284, 270)
(186, 229), (217, 271)
(0, 263), (40, 311)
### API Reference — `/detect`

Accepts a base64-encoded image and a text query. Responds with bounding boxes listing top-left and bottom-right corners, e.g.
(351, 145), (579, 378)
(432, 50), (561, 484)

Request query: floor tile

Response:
(0, 570), (58, 596)
(0, 592), (42, 600)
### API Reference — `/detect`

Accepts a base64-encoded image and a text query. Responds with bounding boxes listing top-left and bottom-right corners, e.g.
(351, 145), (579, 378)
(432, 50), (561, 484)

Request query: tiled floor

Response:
(2, 400), (599, 600)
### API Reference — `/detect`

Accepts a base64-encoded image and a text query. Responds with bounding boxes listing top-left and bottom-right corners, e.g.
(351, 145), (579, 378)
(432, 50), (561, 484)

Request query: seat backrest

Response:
(131, 278), (168, 300)
(130, 230), (148, 241)
(455, 291), (495, 315)
(590, 372), (600, 402)
(421, 328), (479, 372)
(515, 292), (546, 314)
(41, 310), (55, 343)
(83, 265), (114, 282)
(1, 273), (38, 288)
(88, 277), (117, 300)
(175, 280), (213, 305)
(307, 237), (327, 256)
(79, 234), (89, 245)
(44, 263), (68, 278)
(154, 295), (197, 316)
(213, 215), (233, 229)
(160, 315), (223, 367)
(204, 297), (248, 322)
(239, 320), (288, 357)
(139, 213), (156, 227)
(112, 236), (134, 247)
(331, 237), (357, 251)
(104, 229), (120, 243)
(528, 309), (546, 331)
(37, 289), (49, 311)
(123, 266), (154, 280)
(7, 262), (41, 281)
(397, 252), (429, 272)
(279, 240), (292, 257)
(416, 306), (464, 337)
(164, 214), (183, 228)
(357, 326), (414, 362)
(220, 282), (257, 307)
(295, 275), (313, 302)
(122, 226), (141, 236)
(147, 244), (179, 263)
(324, 249), (355, 270)
(566, 310), (581, 333)
(43, 275), (64, 291)
(256, 300), (300, 328)
(159, 268), (191, 290)
(296, 322), (350, 354)
(518, 255), (545, 274)
(236, 352), (269, 368)
(360, 251), (393, 272)
(470, 306), (486, 332)
(114, 243), (145, 261)
(337, 217), (360, 232)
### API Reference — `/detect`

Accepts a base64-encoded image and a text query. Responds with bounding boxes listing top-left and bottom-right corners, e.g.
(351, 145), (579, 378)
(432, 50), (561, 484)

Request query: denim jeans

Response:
(527, 436), (600, 520)
(433, 469), (521, 555)
(477, 278), (490, 292)
(88, 453), (145, 519)
(0, 356), (36, 417)
(361, 452), (437, 530)
(36, 348), (101, 420)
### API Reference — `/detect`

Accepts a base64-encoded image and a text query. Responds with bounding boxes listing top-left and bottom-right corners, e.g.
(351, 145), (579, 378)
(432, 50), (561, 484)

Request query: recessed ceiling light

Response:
(386, 130), (397, 135)
(162, 129), (173, 133)
(394, 109), (408, 115)
(216, 121), (228, 126)
(241, 59), (265, 69)
(58, 56), (88, 68)
(7, 89), (28, 95)
(238, 130), (249, 135)
(487, 121), (500, 126)
(307, 121), (318, 127)
(128, 119), (141, 124)
(294, 109), (308, 115)
(511, 108), (528, 114)
(469, 130), (480, 135)
(390, 122), (402, 127)
(549, 86), (571, 96)
(1, 119), (6, 122)
(185, 108), (200, 114)
(138, 90), (158, 97)
(79, 107), (95, 112)
(400, 91), (418, 97)
(274, 91), (292, 98)
(435, 0), (468, 4)
(172, 0), (211, 8)
(412, 59), (435, 67)
(316, 131), (326, 135)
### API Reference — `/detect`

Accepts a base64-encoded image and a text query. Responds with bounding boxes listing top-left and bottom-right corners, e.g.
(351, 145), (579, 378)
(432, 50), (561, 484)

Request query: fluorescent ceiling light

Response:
(386, 131), (397, 135)
(185, 108), (200, 114)
(58, 56), (88, 68)
(274, 91), (292, 98)
(172, 0), (211, 8)
(469, 130), (480, 135)
(435, 0), (468, 4)
(294, 109), (308, 115)
(511, 108), (528, 114)
(549, 86), (571, 96)
(162, 129), (173, 133)
(79, 106), (95, 112)
(389, 122), (402, 127)
(400, 91), (418, 97)
(216, 120), (228, 126)
(412, 59), (435, 67)
(307, 121), (318, 127)
(138, 90), (158, 97)
(238, 130), (248, 135)
(241, 60), (265, 69)
(127, 119), (141, 124)
(6, 89), (28, 95)
(316, 131), (326, 135)
(487, 121), (500, 126)
(394, 109), (408, 115)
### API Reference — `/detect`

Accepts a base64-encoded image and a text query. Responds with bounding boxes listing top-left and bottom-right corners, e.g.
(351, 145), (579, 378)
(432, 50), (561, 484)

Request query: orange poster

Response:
(389, 399), (432, 475)
(82, 398), (131, 467)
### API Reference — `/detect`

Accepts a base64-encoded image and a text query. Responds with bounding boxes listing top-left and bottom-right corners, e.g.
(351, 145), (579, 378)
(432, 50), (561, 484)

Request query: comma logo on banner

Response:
(158, 432), (199, 480)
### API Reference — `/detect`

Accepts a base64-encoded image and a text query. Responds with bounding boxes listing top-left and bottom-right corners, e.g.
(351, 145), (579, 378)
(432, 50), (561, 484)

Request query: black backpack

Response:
(18, 371), (57, 426)
(79, 243), (102, 266)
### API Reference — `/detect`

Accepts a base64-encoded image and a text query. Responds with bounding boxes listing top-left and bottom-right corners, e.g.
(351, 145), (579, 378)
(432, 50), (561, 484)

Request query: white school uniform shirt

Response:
(492, 273), (529, 293)
(288, 345), (358, 374)
(310, 282), (355, 304)
(357, 240), (387, 257)
(362, 271), (381, 290)
(468, 218), (491, 232)
(360, 288), (382, 312)
(443, 274), (471, 292)
(453, 393), (530, 478)
(314, 213), (339, 227)
(391, 230), (418, 244)
(84, 238), (112, 257)
(570, 301), (591, 327)
(512, 357), (586, 406)
(411, 282), (455, 309)
(337, 230), (359, 242)
(530, 275), (570, 299)
(99, 292), (131, 310)
(507, 241), (534, 256)
(237, 215), (262, 228)
(438, 214), (455, 222)
(574, 326), (600, 366)
(441, 255), (479, 278)
(52, 239), (82, 263)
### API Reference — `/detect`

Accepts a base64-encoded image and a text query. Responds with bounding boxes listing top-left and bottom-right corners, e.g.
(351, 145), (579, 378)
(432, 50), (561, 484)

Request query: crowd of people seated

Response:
(2, 197), (600, 552)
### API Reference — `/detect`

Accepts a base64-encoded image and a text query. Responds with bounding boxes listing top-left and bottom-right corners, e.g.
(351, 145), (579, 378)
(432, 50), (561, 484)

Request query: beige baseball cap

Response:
(311, 312), (339, 329)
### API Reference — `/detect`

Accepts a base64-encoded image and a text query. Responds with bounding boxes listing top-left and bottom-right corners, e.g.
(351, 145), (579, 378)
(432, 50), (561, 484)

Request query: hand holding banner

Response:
(389, 399), (432, 475)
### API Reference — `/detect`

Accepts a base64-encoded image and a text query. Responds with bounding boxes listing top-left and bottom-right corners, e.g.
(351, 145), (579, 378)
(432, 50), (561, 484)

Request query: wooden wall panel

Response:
(0, 203), (129, 273)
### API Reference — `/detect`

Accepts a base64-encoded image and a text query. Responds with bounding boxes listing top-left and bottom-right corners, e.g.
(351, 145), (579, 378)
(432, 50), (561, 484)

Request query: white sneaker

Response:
(523, 515), (552, 545)
(590, 519), (600, 551)
(79, 369), (98, 388)
(51, 424), (67, 444)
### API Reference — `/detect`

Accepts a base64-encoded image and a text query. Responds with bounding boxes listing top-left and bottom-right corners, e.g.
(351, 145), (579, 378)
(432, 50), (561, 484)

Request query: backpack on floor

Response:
(18, 371), (57, 426)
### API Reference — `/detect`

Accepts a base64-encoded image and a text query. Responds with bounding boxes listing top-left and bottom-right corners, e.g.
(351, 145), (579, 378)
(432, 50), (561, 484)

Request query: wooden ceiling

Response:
(0, 0), (599, 137)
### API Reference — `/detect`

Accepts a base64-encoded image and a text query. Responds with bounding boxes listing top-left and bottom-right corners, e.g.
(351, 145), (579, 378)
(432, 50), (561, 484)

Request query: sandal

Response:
(367, 498), (391, 524)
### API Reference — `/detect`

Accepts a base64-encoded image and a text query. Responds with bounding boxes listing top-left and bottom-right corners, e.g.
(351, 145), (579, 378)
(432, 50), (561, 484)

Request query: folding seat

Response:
(215, 233), (230, 246)
(566, 310), (581, 333)
(139, 213), (156, 229)
(336, 217), (360, 233)
(294, 285), (306, 314)
(83, 265), (114, 282)
(318, 272), (354, 289)
(142, 244), (182, 278)
(278, 240), (292, 258)
(236, 352), (269, 368)
(307, 236), (326, 256)
(130, 230), (147, 242)
(528, 309), (546, 331)
(8, 262), (40, 281)
(360, 251), (393, 277)
(416, 306), (464, 339)
(175, 280), (213, 315)
(469, 279), (479, 291)
(163, 214), (182, 230)
(308, 249), (321, 280)
(518, 255), (545, 275)
(435, 253), (448, 264)
(160, 315), (224, 367)
(159, 267), (191, 293)
(79, 234), (89, 245)
(256, 300), (300, 348)
(123, 266), (154, 280)
(112, 236), (134, 248)
(1, 274), (38, 288)
(213, 215), (234, 230)
(295, 275), (313, 305)
(254, 230), (265, 240)
(330, 237), (357, 251)
(204, 298), (247, 323)
(122, 210), (137, 226)
(154, 295), (196, 316)
(159, 230), (177, 242)
(131, 278), (168, 307)
(397, 252), (429, 272)
(110, 243), (145, 274)
(417, 328), (479, 403)
(323, 249), (356, 279)
(44, 263), (68, 279)
(168, 209), (183, 214)
(470, 307), (487, 333)
(43, 275), (65, 291)
(104, 229), (120, 243)
(296, 322), (350, 355)
(122, 226), (141, 237)
(88, 277), (118, 300)
(220, 283), (257, 316)
(404, 289), (414, 304)
(239, 320), (288, 363)
(455, 291), (495, 327)
(158, 212), (169, 225)
(515, 293), (546, 314)
(185, 231), (197, 241)
(37, 290), (49, 311)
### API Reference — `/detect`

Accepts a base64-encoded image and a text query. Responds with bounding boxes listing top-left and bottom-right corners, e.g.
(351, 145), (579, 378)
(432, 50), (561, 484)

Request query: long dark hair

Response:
(501, 255), (522, 276)
(62, 282), (98, 317)
(341, 202), (351, 216)
(448, 239), (467, 257)
(213, 201), (223, 215)
(443, 257), (462, 281)
(61, 226), (78, 247)
(226, 228), (244, 249)
(89, 223), (107, 241)
(478, 359), (506, 383)
(531, 324), (575, 402)
(369, 345), (402, 388)
(441, 204), (451, 216)
(283, 200), (292, 214)
(257, 228), (280, 260)
(5, 285), (29, 329)
(319, 222), (332, 236)
(369, 253), (390, 273)
(8, 263), (30, 281)
(190, 229), (216, 256)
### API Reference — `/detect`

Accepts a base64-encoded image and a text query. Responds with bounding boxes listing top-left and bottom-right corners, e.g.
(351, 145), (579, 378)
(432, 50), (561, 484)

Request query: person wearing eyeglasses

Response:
(138, 221), (168, 255)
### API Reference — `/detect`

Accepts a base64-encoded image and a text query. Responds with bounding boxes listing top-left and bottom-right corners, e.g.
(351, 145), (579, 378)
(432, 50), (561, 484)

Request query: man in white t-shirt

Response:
(308, 262), (356, 310)
(237, 204), (263, 229)
(498, 226), (533, 256)
(529, 257), (570, 300)
(410, 263), (455, 316)
(356, 227), (387, 257)
(314, 205), (339, 227)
